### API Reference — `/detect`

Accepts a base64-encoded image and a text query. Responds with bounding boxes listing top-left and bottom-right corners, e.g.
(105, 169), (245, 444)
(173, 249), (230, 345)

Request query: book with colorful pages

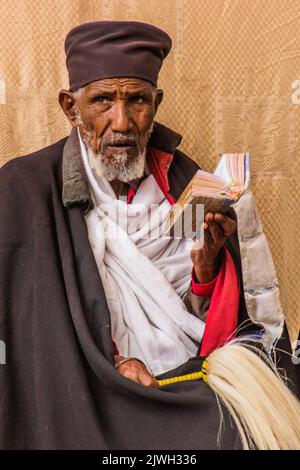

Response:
(164, 152), (250, 238)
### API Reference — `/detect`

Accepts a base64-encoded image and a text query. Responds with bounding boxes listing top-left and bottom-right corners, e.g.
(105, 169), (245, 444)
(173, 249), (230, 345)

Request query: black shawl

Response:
(0, 130), (297, 449)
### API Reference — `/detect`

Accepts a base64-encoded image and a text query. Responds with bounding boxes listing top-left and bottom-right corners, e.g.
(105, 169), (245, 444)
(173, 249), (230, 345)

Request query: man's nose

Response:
(110, 101), (133, 133)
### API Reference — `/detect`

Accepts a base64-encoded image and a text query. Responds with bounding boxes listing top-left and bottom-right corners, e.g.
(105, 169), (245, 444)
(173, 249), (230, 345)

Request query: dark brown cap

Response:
(65, 20), (172, 91)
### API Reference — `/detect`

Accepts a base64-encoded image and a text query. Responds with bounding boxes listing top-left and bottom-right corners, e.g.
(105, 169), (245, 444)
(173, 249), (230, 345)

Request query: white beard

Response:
(87, 146), (146, 183)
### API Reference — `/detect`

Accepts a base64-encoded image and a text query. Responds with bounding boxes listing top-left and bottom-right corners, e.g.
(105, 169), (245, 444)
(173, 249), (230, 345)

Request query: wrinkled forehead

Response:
(85, 77), (156, 94)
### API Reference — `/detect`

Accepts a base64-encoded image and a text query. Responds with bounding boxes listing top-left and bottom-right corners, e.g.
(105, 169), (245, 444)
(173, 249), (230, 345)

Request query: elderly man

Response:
(59, 20), (240, 385)
(0, 21), (295, 450)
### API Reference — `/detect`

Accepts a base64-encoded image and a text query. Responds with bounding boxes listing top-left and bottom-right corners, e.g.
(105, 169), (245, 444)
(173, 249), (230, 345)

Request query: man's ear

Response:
(58, 90), (79, 128)
(154, 89), (163, 113)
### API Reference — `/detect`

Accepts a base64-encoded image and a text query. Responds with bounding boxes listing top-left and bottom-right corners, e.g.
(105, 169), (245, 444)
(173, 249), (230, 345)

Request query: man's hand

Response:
(114, 355), (159, 388)
(190, 210), (237, 283)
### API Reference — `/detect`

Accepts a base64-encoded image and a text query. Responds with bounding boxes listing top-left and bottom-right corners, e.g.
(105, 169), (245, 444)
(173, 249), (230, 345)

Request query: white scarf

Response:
(78, 129), (205, 375)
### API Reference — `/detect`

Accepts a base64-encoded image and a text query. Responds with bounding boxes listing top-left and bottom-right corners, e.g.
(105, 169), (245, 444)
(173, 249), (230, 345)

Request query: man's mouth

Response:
(107, 142), (136, 147)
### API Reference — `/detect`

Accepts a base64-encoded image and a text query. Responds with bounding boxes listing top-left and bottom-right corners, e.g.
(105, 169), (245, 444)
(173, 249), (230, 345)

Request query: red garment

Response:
(191, 254), (239, 355)
(199, 246), (239, 356)
(113, 341), (119, 356)
(127, 185), (136, 205)
(126, 147), (176, 204)
(119, 146), (240, 358)
(191, 267), (218, 297)
(146, 147), (176, 205)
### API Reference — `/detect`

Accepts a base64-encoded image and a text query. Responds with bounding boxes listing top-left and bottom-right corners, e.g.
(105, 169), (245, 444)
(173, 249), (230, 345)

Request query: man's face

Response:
(59, 78), (163, 182)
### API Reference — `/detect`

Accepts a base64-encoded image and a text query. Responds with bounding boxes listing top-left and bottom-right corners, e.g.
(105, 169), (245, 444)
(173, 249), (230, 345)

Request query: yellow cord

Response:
(158, 358), (208, 387)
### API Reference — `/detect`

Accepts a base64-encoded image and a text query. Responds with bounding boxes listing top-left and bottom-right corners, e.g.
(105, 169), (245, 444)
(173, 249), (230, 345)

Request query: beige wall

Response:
(0, 0), (299, 343)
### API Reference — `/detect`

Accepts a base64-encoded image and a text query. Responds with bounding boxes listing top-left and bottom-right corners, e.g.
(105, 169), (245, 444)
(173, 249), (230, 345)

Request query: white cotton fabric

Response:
(78, 129), (205, 375)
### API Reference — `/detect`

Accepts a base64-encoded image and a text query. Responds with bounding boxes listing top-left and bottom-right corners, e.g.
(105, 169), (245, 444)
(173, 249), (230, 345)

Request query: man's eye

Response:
(131, 96), (144, 104)
(93, 96), (110, 103)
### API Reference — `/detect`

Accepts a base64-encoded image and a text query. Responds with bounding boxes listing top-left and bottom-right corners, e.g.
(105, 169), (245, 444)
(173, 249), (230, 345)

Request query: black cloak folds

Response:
(0, 123), (297, 449)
